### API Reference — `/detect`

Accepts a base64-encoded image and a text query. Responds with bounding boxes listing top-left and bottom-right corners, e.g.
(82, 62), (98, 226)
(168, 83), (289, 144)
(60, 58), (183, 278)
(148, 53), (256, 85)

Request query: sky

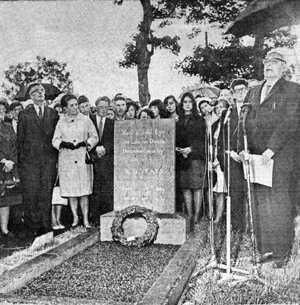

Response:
(0, 0), (205, 103)
(1, 1), (300, 104)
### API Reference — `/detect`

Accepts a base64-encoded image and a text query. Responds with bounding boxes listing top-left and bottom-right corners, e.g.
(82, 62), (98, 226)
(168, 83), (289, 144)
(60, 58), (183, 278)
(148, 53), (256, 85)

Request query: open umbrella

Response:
(14, 83), (62, 101)
(226, 0), (300, 37)
(181, 83), (221, 99)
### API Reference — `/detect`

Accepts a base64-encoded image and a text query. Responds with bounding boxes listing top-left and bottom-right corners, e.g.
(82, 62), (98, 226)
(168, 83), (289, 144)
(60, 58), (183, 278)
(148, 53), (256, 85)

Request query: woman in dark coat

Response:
(0, 100), (22, 237)
(176, 92), (206, 225)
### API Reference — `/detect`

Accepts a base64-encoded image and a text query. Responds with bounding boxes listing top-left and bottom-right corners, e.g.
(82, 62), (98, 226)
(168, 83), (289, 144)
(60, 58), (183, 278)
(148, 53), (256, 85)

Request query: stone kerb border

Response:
(136, 229), (205, 305)
(0, 228), (205, 305)
(0, 229), (99, 295)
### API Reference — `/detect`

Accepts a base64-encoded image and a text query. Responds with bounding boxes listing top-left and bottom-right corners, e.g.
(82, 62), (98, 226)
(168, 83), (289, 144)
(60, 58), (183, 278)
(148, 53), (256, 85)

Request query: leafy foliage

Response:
(176, 41), (264, 87)
(2, 56), (72, 99)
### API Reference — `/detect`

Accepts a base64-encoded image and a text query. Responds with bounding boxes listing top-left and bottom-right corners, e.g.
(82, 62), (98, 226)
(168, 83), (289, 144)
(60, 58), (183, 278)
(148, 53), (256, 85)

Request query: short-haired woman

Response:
(163, 95), (178, 121)
(211, 98), (230, 223)
(0, 100), (22, 238)
(52, 95), (98, 228)
(148, 99), (167, 119)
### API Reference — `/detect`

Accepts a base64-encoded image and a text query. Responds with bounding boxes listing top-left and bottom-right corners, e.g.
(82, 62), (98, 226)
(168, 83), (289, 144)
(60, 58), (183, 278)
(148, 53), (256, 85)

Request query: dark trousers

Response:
(230, 160), (247, 232)
(21, 161), (56, 232)
(252, 171), (294, 257)
(91, 163), (113, 223)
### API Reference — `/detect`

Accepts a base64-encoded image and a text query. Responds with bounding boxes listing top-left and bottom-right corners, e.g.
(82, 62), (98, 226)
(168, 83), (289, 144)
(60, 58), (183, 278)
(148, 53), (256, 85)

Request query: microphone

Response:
(223, 106), (233, 125)
(241, 103), (252, 135)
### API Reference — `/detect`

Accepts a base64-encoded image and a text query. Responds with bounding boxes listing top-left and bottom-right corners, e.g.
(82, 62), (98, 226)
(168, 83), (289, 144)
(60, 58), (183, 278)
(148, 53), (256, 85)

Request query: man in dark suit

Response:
(239, 50), (300, 268)
(90, 96), (114, 224)
(18, 83), (59, 235)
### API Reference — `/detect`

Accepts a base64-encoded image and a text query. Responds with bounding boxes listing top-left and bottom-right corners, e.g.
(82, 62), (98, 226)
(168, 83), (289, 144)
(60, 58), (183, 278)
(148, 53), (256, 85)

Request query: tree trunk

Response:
(137, 59), (151, 105)
(136, 0), (153, 106)
(253, 32), (265, 80)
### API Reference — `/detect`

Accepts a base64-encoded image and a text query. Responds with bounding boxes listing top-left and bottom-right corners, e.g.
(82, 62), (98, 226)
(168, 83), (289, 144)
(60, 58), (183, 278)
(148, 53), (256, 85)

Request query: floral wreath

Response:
(111, 205), (159, 248)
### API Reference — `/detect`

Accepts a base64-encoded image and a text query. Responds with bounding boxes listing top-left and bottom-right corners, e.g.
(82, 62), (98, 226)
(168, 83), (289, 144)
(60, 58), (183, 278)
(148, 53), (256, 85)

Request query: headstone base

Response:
(100, 212), (190, 245)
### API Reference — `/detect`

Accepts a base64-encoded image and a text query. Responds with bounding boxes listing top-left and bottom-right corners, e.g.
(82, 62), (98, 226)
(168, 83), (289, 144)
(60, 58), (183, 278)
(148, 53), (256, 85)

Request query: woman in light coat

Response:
(52, 94), (98, 228)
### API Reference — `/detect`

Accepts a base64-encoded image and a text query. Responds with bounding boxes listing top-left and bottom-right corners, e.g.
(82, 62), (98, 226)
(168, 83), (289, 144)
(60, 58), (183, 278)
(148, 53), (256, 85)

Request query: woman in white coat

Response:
(52, 94), (98, 228)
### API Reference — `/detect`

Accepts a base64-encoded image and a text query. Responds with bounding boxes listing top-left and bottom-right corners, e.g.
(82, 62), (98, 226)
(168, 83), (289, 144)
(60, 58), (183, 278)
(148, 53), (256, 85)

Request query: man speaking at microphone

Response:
(238, 50), (300, 268)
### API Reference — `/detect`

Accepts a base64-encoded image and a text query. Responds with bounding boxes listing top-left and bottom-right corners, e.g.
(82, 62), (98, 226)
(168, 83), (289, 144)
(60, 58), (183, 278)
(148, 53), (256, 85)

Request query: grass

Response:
(180, 216), (300, 305)
(0, 226), (86, 276)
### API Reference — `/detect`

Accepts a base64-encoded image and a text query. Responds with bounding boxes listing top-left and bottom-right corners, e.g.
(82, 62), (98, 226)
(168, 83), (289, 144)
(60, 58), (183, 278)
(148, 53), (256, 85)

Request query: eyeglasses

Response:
(263, 58), (286, 65)
(234, 88), (247, 94)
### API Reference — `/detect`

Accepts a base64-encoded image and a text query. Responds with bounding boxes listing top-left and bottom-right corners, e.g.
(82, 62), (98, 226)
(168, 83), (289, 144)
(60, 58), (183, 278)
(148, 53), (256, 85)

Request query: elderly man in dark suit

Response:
(90, 96), (114, 224)
(18, 83), (59, 235)
(239, 50), (300, 268)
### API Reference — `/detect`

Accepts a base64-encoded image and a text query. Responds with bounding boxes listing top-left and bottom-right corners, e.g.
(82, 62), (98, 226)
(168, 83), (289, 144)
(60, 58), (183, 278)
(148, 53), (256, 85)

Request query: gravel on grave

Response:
(14, 241), (180, 303)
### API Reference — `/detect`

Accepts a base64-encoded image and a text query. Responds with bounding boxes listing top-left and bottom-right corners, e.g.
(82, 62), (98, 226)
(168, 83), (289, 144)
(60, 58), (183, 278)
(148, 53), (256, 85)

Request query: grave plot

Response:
(12, 242), (180, 303)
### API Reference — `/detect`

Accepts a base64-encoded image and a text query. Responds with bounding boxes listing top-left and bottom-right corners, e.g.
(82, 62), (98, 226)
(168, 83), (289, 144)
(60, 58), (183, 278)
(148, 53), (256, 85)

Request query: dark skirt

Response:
(179, 159), (205, 189)
(0, 172), (23, 207)
(0, 194), (22, 207)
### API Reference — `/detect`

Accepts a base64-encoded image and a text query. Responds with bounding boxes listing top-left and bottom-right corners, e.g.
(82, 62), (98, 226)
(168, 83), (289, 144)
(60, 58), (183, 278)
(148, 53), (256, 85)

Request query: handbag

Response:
(85, 150), (94, 164)
(85, 144), (95, 164)
(0, 172), (22, 198)
(52, 175), (68, 206)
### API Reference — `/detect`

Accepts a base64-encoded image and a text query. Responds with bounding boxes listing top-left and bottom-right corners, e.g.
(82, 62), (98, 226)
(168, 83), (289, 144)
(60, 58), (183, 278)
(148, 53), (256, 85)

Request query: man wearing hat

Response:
(238, 50), (300, 268)
(18, 83), (59, 235)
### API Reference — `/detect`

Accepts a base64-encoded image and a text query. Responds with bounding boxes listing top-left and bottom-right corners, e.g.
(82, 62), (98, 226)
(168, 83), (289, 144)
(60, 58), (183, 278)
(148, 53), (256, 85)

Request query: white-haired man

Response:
(238, 50), (300, 268)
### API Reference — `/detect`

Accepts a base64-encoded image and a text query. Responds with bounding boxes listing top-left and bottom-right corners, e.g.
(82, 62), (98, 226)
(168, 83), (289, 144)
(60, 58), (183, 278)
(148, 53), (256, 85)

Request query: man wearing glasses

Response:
(221, 79), (249, 238)
(18, 83), (59, 236)
(239, 50), (300, 268)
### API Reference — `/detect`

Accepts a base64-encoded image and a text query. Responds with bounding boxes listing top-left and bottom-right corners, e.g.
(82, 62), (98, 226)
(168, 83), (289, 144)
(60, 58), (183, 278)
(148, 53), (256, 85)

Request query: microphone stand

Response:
(207, 122), (217, 266)
(219, 114), (249, 282)
(242, 111), (259, 275)
(193, 110), (249, 282)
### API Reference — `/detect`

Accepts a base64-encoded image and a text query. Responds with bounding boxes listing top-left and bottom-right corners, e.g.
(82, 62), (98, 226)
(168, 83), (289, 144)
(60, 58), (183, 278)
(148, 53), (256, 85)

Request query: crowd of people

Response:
(0, 49), (299, 269)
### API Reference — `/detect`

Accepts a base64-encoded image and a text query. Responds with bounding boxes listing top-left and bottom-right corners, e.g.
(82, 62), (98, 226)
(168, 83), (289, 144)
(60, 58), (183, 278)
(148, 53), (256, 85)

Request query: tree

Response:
(2, 56), (73, 100)
(115, 0), (182, 105)
(115, 0), (250, 104)
(175, 1), (297, 86)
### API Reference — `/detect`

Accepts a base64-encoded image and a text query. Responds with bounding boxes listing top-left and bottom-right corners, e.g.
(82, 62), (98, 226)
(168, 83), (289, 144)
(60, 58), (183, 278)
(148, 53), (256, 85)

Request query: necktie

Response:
(265, 84), (271, 97)
(38, 107), (43, 120)
(98, 117), (103, 141)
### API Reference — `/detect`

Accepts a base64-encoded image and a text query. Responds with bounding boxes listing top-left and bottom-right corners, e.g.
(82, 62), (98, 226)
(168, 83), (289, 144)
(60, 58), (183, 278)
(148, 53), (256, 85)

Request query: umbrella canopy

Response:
(181, 83), (221, 99)
(14, 83), (62, 101)
(226, 0), (300, 37)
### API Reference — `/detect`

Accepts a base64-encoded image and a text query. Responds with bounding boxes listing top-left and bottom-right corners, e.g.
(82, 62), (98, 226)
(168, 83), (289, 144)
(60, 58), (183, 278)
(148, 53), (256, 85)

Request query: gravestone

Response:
(114, 119), (175, 213)
(100, 119), (189, 245)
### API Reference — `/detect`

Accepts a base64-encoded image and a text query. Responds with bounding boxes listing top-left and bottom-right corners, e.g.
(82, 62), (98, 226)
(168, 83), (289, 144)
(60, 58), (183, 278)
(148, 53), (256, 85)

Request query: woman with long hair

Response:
(176, 92), (206, 227)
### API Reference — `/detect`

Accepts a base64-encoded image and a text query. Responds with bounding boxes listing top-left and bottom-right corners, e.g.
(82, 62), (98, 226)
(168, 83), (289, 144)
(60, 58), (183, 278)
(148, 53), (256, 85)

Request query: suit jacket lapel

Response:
(90, 114), (98, 132)
(252, 83), (264, 110)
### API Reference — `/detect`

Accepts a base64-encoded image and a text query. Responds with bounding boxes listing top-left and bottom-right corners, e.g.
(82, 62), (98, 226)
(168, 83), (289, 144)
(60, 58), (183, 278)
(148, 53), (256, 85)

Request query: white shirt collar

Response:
(33, 103), (45, 115)
(96, 115), (106, 126)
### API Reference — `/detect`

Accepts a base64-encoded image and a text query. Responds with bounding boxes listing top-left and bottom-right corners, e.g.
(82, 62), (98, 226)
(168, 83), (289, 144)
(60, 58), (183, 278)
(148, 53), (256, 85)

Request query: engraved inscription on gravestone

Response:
(114, 119), (175, 213)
